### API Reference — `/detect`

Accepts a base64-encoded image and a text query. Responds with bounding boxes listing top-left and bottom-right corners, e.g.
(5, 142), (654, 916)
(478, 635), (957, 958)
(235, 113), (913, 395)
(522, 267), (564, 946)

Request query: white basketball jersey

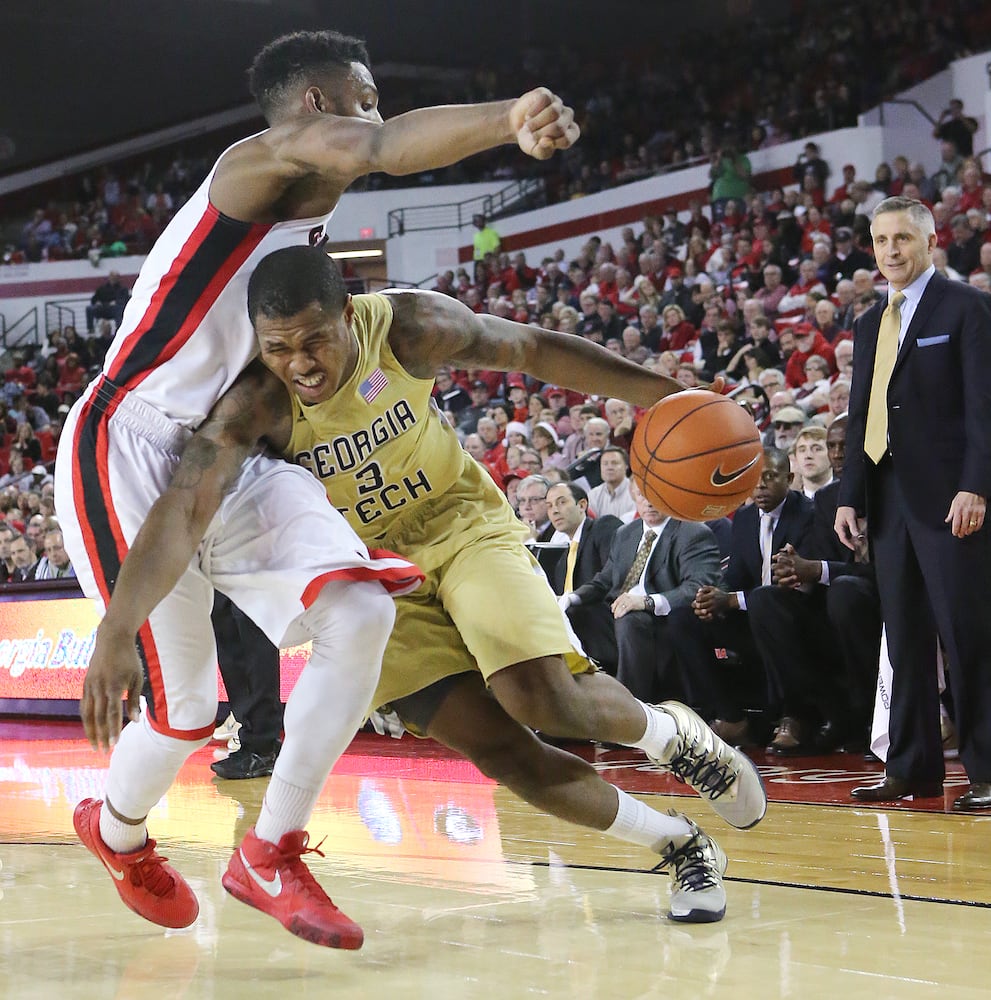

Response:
(99, 134), (335, 429)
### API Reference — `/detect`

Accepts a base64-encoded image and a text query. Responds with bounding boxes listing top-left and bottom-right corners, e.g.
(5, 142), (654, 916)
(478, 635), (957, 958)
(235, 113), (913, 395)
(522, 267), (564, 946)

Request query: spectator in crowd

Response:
(433, 366), (470, 416)
(588, 445), (637, 521)
(785, 323), (836, 388)
(10, 392), (51, 432)
(544, 481), (620, 593)
(770, 405), (807, 453)
(754, 264), (788, 318)
(530, 421), (567, 471)
(947, 213), (982, 277)
(828, 227), (874, 284)
(771, 415), (878, 752)
(472, 214), (501, 262)
(667, 448), (816, 748)
(709, 142), (752, 219)
(829, 163), (857, 204)
(932, 98), (978, 158)
(457, 379), (492, 436)
(32, 528), (76, 580)
(794, 142), (830, 192)
(792, 425), (833, 497)
(932, 141), (965, 196)
(85, 271), (131, 333)
(517, 474), (555, 543)
(793, 354), (833, 417)
(8, 531), (39, 583)
(562, 481), (721, 703)
(0, 523), (18, 582)
(778, 259), (828, 315)
(11, 422), (41, 468)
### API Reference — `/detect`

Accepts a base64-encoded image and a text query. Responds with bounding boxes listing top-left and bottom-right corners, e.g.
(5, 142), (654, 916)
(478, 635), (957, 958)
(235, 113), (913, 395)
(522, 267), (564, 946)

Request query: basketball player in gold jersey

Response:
(106, 246), (768, 922)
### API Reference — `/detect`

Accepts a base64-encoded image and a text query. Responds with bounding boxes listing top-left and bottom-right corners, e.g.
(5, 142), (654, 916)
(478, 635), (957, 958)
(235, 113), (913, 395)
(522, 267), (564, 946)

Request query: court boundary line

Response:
(524, 859), (991, 909)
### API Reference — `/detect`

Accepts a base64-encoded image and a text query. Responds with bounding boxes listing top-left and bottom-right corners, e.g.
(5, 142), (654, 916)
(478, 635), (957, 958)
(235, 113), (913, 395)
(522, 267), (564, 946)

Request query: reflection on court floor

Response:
(2, 721), (990, 1000)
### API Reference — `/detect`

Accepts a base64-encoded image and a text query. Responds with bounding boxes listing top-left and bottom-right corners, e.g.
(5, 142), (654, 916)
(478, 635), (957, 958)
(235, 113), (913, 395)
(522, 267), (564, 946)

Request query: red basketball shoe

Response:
(73, 798), (199, 929)
(222, 828), (364, 949)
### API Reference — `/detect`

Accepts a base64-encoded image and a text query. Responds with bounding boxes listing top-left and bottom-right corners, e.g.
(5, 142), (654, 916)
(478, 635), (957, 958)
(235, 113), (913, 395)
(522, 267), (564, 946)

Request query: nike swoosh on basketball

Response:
(710, 455), (761, 487)
(240, 849), (283, 897)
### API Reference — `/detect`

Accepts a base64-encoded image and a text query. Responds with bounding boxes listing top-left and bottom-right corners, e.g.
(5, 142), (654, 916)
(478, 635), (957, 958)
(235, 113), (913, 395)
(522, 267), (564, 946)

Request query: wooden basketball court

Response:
(2, 720), (987, 999)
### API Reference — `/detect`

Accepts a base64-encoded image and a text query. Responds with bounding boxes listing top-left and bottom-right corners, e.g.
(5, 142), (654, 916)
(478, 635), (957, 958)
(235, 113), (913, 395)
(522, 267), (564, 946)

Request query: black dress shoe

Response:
(850, 776), (943, 802)
(814, 720), (845, 754)
(211, 745), (279, 780)
(953, 783), (991, 811)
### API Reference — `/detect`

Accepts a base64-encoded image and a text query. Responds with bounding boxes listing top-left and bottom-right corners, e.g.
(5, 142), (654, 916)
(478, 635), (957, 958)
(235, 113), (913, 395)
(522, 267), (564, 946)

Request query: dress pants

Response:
(870, 458), (991, 783)
(667, 605), (765, 722)
(212, 592), (283, 753)
(567, 602), (682, 703)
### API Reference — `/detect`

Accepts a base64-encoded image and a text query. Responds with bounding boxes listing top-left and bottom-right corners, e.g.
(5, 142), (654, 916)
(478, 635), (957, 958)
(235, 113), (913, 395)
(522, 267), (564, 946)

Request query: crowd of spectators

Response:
(421, 133), (983, 754)
(3, 0), (991, 265)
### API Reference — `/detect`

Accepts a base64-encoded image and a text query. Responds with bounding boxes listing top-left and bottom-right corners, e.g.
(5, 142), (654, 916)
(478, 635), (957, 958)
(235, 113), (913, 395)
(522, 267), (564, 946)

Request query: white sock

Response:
(255, 776), (320, 844)
(101, 714), (208, 852)
(605, 788), (691, 851)
(99, 807), (147, 854)
(252, 580), (393, 846)
(629, 702), (678, 760)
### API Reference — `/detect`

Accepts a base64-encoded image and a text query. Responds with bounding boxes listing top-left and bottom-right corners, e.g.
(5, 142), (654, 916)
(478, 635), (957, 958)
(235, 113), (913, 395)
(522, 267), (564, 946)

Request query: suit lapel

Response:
(648, 521), (673, 579)
(891, 271), (946, 380)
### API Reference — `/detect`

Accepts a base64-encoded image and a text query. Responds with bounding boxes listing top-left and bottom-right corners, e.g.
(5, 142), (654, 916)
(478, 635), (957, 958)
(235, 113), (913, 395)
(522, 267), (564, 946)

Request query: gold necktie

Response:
(563, 538), (579, 592)
(620, 529), (657, 593)
(864, 291), (905, 463)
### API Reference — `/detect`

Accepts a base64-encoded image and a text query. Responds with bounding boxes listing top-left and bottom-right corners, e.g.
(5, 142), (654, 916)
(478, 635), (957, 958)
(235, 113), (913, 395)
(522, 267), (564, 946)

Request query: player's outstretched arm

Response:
(252, 89), (577, 188)
(386, 289), (683, 409)
(81, 364), (290, 751)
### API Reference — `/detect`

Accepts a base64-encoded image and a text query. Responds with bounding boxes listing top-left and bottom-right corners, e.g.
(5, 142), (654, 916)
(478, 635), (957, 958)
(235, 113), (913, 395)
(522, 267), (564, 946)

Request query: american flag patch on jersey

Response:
(359, 368), (389, 403)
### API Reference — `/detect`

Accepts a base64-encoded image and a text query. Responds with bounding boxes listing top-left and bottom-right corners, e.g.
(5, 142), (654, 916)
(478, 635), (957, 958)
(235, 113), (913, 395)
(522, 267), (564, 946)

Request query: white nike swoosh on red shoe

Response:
(102, 857), (125, 881)
(240, 850), (283, 897)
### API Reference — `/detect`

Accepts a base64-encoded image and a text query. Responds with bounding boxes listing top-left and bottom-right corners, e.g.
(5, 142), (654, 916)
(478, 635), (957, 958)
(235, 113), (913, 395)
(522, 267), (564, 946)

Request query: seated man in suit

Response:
(768, 415), (880, 753)
(588, 445), (638, 522)
(667, 448), (816, 747)
(561, 480), (721, 702)
(546, 482), (621, 598)
(519, 474), (568, 581)
(517, 474), (556, 543)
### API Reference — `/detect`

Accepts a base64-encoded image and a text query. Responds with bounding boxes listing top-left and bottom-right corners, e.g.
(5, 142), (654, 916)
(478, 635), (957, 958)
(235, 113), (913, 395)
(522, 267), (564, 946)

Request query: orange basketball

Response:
(630, 390), (764, 521)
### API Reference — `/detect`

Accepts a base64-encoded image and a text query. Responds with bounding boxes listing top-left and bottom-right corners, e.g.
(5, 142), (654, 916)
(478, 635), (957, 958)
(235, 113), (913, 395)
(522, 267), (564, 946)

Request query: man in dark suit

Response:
(8, 532), (39, 583)
(561, 481), (721, 701)
(766, 416), (880, 752)
(836, 196), (991, 808)
(667, 448), (815, 747)
(546, 482), (621, 597)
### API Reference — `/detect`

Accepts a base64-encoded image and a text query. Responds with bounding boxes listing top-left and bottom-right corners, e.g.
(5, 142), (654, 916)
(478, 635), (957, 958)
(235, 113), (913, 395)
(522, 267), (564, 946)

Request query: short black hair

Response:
(549, 481), (588, 506)
(248, 30), (370, 119)
(247, 246), (349, 326)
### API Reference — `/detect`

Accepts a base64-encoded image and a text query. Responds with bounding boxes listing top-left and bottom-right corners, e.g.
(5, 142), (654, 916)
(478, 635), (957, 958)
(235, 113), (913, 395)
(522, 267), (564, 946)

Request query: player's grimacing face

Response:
(256, 301), (357, 406)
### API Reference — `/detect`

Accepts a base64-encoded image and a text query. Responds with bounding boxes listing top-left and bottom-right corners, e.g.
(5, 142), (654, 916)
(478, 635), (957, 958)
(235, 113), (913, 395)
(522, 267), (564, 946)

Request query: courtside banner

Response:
(0, 588), (310, 711)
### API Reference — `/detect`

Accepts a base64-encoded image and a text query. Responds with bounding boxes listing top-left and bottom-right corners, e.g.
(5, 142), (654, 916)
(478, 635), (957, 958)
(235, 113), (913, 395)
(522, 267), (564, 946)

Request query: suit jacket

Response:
(551, 514), (622, 595)
(811, 479), (873, 581)
(574, 518), (721, 608)
(723, 491), (815, 597)
(839, 272), (991, 521)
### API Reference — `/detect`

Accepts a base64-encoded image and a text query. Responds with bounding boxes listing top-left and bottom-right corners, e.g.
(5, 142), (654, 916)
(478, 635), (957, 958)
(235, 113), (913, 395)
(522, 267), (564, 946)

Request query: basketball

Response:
(630, 391), (764, 521)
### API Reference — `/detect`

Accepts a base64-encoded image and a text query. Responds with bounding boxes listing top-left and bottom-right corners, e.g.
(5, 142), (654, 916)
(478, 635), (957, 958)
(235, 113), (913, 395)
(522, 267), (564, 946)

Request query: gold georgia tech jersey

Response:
(286, 293), (470, 541)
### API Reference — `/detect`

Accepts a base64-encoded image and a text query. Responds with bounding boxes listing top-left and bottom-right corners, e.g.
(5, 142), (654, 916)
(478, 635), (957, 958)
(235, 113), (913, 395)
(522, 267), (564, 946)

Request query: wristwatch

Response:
(643, 595), (655, 614)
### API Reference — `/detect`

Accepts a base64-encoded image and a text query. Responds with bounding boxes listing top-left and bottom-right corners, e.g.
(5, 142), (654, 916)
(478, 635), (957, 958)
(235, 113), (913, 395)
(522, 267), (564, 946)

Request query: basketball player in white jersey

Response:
(57, 30), (579, 948)
(96, 246), (768, 924)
